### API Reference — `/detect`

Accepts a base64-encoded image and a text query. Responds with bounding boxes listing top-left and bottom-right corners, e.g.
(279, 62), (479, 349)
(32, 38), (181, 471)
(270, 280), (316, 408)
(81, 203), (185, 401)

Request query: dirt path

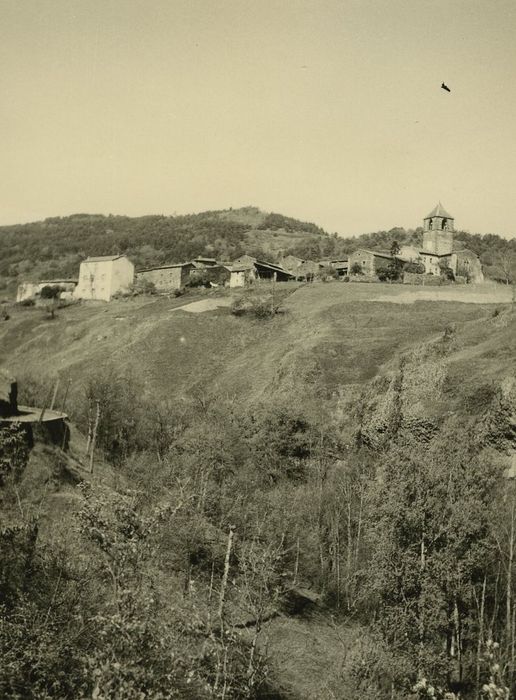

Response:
(169, 297), (232, 313)
(371, 283), (513, 305)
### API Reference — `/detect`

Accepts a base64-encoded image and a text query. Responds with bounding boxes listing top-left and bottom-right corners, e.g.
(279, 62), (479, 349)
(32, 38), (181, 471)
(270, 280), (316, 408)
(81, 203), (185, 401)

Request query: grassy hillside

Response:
(2, 283), (511, 411)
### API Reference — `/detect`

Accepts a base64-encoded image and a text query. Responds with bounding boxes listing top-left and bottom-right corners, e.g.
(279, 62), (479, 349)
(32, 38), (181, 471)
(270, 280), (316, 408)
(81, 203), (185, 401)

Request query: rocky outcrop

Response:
(477, 376), (516, 451)
(356, 335), (454, 449)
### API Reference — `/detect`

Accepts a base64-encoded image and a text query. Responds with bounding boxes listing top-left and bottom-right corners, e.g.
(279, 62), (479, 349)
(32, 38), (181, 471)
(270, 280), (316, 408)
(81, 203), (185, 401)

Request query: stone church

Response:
(418, 203), (484, 282)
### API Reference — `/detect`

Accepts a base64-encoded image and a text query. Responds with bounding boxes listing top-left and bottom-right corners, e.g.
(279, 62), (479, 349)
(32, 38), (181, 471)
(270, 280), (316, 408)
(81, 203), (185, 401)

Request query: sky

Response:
(1, 0), (515, 237)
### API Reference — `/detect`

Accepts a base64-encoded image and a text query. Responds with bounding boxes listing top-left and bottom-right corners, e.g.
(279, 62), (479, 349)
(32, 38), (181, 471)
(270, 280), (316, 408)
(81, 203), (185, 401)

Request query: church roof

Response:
(424, 202), (453, 220)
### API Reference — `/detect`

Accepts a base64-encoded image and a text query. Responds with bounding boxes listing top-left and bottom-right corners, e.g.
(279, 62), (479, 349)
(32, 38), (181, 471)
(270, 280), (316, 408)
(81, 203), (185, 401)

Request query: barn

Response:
(136, 262), (195, 291)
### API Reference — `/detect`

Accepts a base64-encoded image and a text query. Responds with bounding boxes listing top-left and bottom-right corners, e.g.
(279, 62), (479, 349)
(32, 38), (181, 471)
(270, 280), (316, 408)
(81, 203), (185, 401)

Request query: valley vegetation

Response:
(1, 285), (516, 698)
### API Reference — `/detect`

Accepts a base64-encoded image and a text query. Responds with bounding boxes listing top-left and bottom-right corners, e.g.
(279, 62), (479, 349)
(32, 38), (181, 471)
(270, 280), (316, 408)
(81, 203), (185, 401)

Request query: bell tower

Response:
(422, 202), (454, 256)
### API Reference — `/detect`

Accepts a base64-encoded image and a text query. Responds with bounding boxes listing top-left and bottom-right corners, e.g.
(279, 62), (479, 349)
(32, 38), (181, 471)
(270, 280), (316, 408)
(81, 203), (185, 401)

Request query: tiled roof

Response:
(419, 250), (453, 257)
(137, 262), (194, 272)
(353, 248), (394, 260)
(255, 260), (293, 274)
(84, 255), (126, 262)
(424, 202), (453, 219)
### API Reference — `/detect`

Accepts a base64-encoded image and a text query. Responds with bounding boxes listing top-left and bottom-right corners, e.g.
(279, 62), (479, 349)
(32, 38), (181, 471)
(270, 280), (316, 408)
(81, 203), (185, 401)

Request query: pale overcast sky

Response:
(1, 0), (515, 237)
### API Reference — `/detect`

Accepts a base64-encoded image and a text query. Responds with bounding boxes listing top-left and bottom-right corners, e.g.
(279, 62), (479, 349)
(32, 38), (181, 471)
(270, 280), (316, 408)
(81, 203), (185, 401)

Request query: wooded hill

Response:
(0, 207), (332, 292)
(0, 206), (515, 293)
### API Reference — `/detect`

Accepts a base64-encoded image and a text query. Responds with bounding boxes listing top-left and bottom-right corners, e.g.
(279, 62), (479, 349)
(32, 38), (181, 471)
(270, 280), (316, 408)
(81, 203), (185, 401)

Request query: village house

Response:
(348, 248), (395, 277)
(16, 279), (77, 303)
(232, 255), (258, 268)
(295, 260), (324, 280)
(327, 259), (349, 277)
(226, 265), (257, 288)
(136, 262), (195, 292)
(230, 256), (294, 284)
(189, 264), (231, 287)
(280, 254), (305, 273)
(74, 254), (134, 301)
(455, 249), (484, 283)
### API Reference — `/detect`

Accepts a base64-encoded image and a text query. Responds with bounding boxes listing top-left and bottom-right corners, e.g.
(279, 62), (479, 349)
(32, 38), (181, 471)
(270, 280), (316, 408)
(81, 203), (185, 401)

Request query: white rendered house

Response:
(74, 255), (134, 301)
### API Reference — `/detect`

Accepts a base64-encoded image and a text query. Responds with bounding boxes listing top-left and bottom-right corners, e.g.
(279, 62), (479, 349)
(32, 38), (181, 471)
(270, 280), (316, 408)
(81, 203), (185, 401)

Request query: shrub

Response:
(0, 425), (29, 485)
(129, 278), (157, 296)
(186, 270), (212, 288)
(40, 285), (63, 299)
(350, 262), (363, 275)
(317, 265), (339, 282)
(438, 260), (455, 281)
(18, 299), (35, 307)
(405, 261), (425, 274)
(231, 292), (282, 319)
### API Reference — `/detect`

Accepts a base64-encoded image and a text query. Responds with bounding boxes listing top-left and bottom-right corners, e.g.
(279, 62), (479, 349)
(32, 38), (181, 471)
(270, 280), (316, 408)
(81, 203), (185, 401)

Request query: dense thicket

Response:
(2, 323), (516, 699)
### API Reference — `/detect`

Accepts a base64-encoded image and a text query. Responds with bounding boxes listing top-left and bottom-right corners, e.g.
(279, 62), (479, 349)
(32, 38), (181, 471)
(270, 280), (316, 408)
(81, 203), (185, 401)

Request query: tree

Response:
(369, 438), (502, 691)
(491, 252), (516, 285)
(40, 284), (62, 299)
(390, 241), (401, 257)
(350, 262), (363, 275)
(378, 259), (403, 282)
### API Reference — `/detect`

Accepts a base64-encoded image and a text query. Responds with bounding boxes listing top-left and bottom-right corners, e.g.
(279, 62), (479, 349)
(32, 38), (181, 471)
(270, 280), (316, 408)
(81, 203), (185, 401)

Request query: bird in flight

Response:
(441, 82), (451, 92)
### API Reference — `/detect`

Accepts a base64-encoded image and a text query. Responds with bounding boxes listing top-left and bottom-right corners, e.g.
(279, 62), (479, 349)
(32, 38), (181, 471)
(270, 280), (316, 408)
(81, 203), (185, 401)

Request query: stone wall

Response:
(403, 272), (443, 286)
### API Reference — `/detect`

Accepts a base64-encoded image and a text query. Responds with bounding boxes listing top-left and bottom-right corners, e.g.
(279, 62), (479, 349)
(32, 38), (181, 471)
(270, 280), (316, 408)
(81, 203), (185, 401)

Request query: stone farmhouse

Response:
(326, 259), (349, 277)
(229, 257), (295, 284)
(296, 260), (324, 279)
(348, 249), (394, 277)
(226, 265), (256, 288)
(136, 262), (195, 292)
(74, 254), (134, 301)
(280, 255), (305, 272)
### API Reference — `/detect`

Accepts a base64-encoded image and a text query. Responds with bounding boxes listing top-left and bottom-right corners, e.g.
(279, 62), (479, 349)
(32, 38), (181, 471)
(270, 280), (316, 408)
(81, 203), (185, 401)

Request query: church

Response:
(403, 203), (484, 283)
(348, 203), (484, 283)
